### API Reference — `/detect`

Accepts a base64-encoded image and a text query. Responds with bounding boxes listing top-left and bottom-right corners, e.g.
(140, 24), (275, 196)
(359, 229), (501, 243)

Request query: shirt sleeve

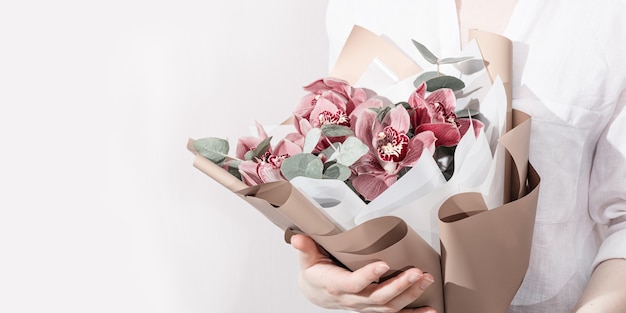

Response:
(590, 88), (626, 269)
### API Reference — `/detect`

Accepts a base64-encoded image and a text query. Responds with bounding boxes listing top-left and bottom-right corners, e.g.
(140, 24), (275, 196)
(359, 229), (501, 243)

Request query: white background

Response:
(0, 1), (349, 312)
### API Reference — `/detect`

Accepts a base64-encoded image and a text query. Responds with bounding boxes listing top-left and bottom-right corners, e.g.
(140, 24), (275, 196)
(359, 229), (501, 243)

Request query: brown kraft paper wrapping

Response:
(188, 26), (540, 313)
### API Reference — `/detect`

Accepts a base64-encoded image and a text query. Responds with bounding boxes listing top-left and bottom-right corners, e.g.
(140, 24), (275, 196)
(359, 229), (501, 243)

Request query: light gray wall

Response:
(0, 1), (355, 312)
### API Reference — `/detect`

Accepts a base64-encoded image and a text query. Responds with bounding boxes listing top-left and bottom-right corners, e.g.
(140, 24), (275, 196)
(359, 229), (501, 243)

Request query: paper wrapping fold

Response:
(188, 26), (540, 312)
(437, 110), (539, 313)
(468, 29), (517, 204)
(329, 25), (422, 85)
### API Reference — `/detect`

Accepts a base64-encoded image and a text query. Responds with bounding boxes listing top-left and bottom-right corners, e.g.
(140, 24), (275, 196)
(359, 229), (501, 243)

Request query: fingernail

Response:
(408, 273), (422, 283)
(374, 264), (389, 275)
(419, 277), (434, 289)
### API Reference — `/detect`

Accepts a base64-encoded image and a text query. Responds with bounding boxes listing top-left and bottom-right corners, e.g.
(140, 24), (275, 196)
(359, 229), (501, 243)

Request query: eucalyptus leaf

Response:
(397, 101), (411, 111)
(426, 75), (466, 92)
(281, 153), (324, 180)
(439, 56), (473, 64)
(321, 124), (354, 137)
(320, 143), (340, 160)
(413, 71), (440, 87)
(243, 150), (255, 161)
(253, 136), (272, 158)
(225, 160), (242, 180)
(333, 137), (369, 166)
(369, 107), (383, 114)
(243, 136), (273, 161)
(323, 163), (351, 181)
(303, 128), (322, 153)
(375, 106), (392, 123)
(193, 137), (230, 164)
(412, 39), (439, 64)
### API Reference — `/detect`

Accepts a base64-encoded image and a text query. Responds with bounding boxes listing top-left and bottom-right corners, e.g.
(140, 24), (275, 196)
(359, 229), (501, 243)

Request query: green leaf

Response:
(280, 153), (324, 180)
(439, 56), (473, 64)
(396, 101), (411, 111)
(321, 124), (354, 137)
(375, 106), (392, 123)
(413, 71), (440, 87)
(425, 75), (466, 92)
(225, 160), (242, 180)
(369, 107), (383, 114)
(243, 150), (255, 161)
(327, 137), (369, 166)
(303, 128), (322, 153)
(193, 137), (230, 164)
(323, 163), (352, 181)
(254, 137), (272, 157)
(412, 39), (439, 64)
(320, 143), (340, 160)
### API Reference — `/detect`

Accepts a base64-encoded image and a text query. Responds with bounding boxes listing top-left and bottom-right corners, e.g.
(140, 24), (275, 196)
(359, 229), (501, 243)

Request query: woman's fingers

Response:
(401, 306), (438, 313)
(337, 268), (434, 312)
(291, 233), (437, 313)
(330, 260), (390, 294)
(372, 270), (434, 311)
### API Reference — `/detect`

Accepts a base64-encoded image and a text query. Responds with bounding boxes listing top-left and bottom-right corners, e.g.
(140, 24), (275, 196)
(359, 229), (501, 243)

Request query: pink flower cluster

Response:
(234, 77), (483, 201)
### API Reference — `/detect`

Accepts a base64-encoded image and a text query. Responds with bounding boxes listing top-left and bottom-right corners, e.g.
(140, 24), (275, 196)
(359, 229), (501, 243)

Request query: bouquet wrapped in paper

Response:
(188, 25), (540, 313)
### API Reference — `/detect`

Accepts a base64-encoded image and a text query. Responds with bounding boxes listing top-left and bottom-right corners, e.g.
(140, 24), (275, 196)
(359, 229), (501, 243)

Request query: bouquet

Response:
(188, 26), (540, 313)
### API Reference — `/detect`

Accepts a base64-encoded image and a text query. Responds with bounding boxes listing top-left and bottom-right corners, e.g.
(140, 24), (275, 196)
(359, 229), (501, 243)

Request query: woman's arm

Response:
(290, 234), (436, 313)
(579, 87), (626, 312)
(572, 259), (626, 313)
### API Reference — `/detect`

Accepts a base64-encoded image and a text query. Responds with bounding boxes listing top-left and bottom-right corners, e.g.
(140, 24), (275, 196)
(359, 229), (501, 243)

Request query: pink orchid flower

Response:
(409, 82), (483, 147)
(351, 105), (436, 201)
(293, 77), (369, 136)
(235, 123), (303, 186)
(235, 121), (269, 160)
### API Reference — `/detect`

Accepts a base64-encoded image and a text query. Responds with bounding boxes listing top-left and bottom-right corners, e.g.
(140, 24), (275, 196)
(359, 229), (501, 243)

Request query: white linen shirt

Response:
(326, 0), (626, 312)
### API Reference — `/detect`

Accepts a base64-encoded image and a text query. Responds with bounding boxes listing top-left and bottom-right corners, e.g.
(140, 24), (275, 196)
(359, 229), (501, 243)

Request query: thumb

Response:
(290, 234), (330, 269)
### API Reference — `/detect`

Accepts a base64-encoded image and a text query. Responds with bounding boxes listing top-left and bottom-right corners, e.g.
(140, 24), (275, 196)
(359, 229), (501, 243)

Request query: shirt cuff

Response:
(593, 226), (626, 270)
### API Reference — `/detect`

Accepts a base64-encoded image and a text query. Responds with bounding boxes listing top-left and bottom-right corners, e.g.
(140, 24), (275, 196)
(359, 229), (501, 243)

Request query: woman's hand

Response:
(290, 234), (437, 313)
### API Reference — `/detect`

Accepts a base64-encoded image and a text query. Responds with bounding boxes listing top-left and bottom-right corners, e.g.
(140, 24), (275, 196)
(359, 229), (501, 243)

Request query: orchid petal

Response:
(426, 88), (456, 111)
(298, 118), (313, 136)
(458, 118), (484, 138)
(321, 77), (352, 97)
(415, 82), (427, 97)
(253, 121), (269, 139)
(302, 77), (348, 96)
(350, 87), (368, 106)
(351, 173), (397, 201)
(351, 152), (381, 175)
(238, 161), (263, 186)
(350, 97), (384, 127)
(417, 123), (461, 147)
(354, 109), (377, 151)
(410, 106), (433, 129)
(321, 90), (348, 112)
(274, 138), (303, 156)
(383, 105), (410, 134)
(309, 97), (344, 128)
(401, 130), (436, 167)
(293, 94), (318, 118)
(256, 163), (284, 183)
(302, 78), (327, 93)
(236, 136), (261, 160)
(285, 132), (305, 147)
